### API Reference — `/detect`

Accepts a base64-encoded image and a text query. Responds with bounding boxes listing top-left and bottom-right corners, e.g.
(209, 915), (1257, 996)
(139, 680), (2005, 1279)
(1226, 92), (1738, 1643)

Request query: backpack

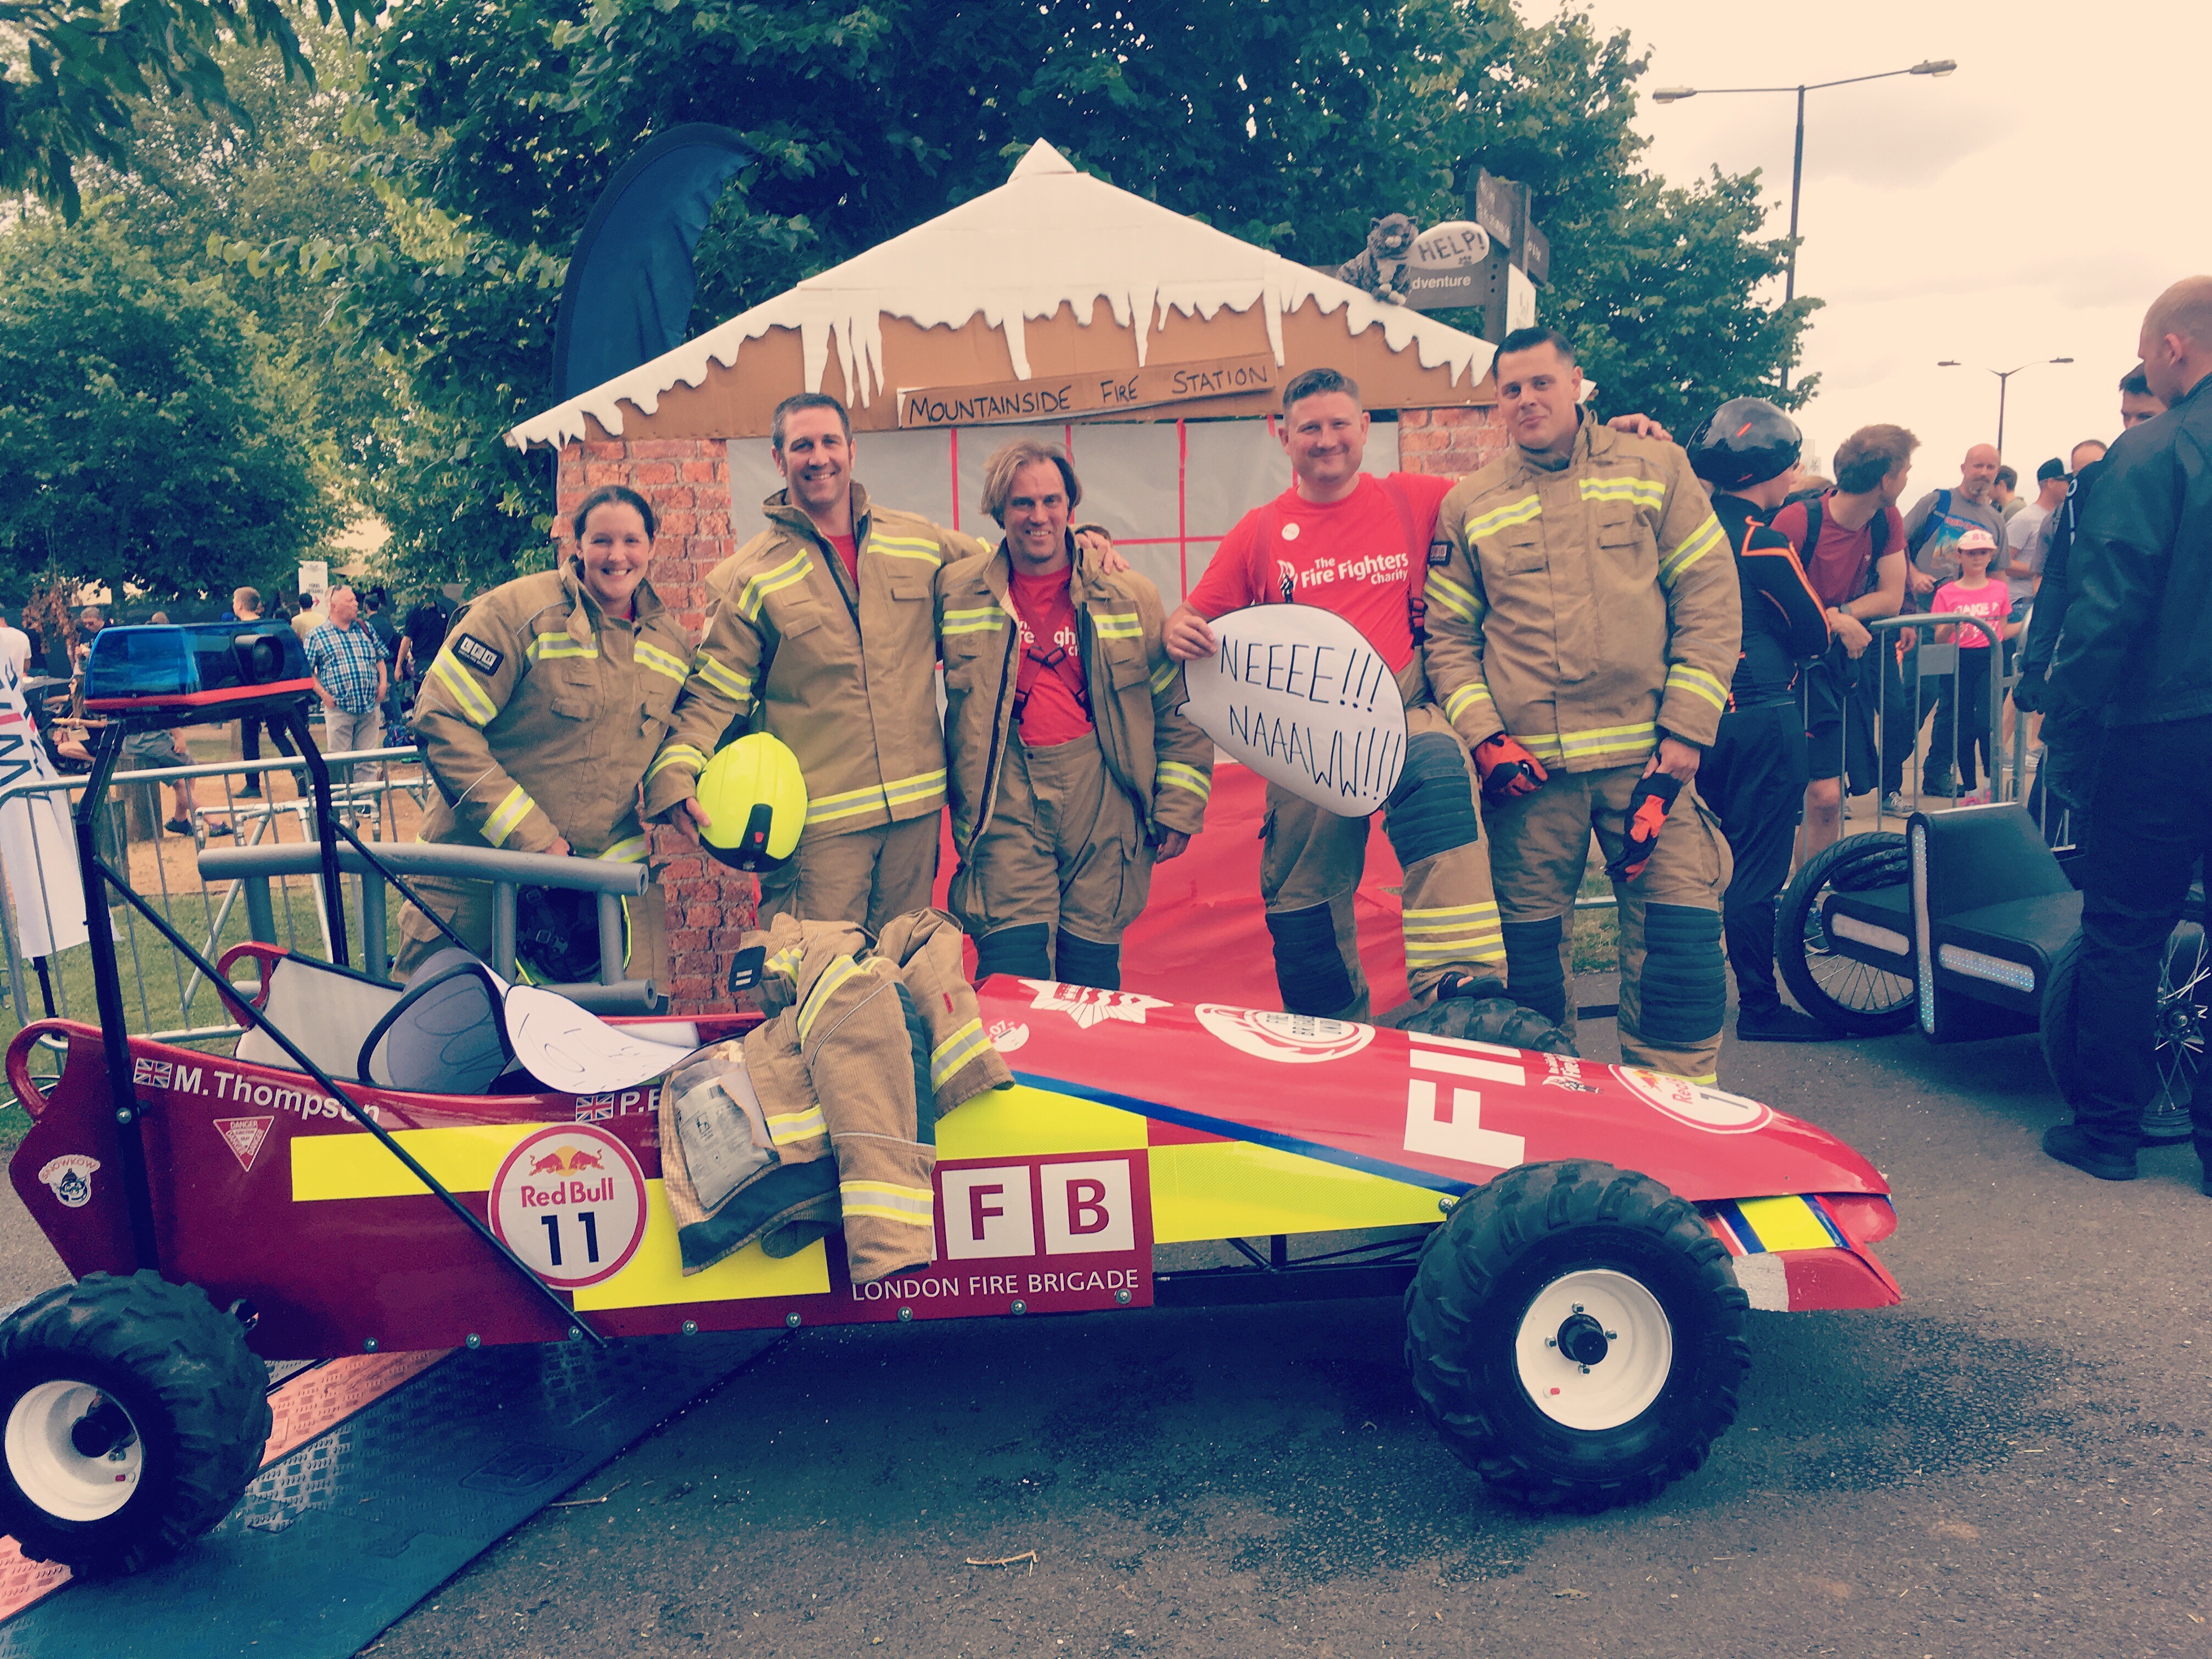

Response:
(1904, 487), (1952, 560)
(1784, 489), (1893, 604)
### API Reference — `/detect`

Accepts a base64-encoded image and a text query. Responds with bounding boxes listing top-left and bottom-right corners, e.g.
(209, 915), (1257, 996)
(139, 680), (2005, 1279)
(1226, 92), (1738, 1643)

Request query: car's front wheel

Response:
(1404, 1160), (1748, 1511)
(0, 1271), (270, 1575)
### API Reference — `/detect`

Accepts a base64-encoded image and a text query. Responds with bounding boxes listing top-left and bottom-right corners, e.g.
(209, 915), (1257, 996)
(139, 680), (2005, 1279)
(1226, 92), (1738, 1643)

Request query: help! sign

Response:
(841, 1153), (1154, 1319)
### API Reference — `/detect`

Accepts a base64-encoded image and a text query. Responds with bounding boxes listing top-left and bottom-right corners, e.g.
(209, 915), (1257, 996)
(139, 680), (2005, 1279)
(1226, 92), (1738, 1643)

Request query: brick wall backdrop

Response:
(1394, 404), (1513, 478)
(556, 403), (1505, 1014)
(557, 437), (758, 1012)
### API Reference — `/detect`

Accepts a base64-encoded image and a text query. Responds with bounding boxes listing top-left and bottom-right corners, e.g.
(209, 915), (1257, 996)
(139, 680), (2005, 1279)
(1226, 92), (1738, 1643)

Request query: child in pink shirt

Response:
(1927, 532), (2018, 799)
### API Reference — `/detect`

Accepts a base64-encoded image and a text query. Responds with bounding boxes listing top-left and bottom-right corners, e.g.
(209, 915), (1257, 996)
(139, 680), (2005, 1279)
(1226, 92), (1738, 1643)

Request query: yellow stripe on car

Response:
(1734, 1194), (1836, 1252)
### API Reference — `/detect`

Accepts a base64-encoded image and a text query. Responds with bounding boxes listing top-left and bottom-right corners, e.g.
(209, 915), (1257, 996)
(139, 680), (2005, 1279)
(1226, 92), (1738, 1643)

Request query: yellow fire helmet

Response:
(696, 732), (808, 871)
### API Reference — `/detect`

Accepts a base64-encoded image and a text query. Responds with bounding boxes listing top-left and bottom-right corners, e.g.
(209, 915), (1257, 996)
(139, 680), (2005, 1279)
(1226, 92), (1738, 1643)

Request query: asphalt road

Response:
(2, 991), (2207, 1658)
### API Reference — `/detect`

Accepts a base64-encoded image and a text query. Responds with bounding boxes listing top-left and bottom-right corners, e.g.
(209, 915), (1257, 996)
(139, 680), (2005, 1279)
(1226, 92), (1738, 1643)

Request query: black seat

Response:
(357, 951), (511, 1094)
(1912, 805), (2076, 1036)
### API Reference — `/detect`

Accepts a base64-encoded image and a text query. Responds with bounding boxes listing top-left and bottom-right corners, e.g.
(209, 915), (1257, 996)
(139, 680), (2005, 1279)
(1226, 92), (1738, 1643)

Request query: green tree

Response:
(283, 0), (1809, 588)
(0, 0), (370, 218)
(0, 213), (338, 607)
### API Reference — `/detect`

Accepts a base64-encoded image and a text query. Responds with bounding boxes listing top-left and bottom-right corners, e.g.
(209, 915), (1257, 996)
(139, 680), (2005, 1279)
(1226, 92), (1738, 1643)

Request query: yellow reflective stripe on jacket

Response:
(1579, 475), (1666, 509)
(1443, 682), (1493, 725)
(1659, 514), (1725, 585)
(526, 631), (597, 664)
(881, 769), (947, 806)
(1424, 569), (1482, 622)
(1156, 760), (1210, 802)
(1514, 731), (1566, 763)
(738, 548), (813, 621)
(941, 604), (1010, 637)
(1149, 659), (1180, 696)
(807, 768), (949, 825)
(634, 639), (689, 685)
(428, 647), (499, 727)
(647, 742), (708, 783)
(1467, 494), (1543, 539)
(869, 534), (944, 567)
(929, 1019), (990, 1091)
(1557, 720), (1658, 758)
(795, 955), (865, 1045)
(838, 1178), (935, 1226)
(483, 784), (535, 848)
(690, 649), (753, 705)
(1091, 611), (1143, 640)
(1666, 663), (1729, 713)
(764, 1102), (828, 1146)
(597, 835), (648, 864)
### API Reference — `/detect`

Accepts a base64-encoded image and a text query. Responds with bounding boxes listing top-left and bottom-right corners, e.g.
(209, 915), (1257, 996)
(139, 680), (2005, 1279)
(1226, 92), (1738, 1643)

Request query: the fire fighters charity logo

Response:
(1194, 1005), (1375, 1064)
(1019, 981), (1169, 1030)
(37, 1155), (99, 1209)
(1612, 1066), (1773, 1133)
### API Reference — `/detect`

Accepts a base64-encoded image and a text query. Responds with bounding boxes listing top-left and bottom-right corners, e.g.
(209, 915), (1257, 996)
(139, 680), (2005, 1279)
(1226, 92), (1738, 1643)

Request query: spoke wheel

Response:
(1775, 833), (1916, 1035)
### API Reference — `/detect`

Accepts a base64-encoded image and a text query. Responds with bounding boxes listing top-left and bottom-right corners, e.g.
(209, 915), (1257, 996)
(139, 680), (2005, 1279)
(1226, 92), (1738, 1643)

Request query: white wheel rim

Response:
(1514, 1268), (1673, 1431)
(5, 1381), (143, 1521)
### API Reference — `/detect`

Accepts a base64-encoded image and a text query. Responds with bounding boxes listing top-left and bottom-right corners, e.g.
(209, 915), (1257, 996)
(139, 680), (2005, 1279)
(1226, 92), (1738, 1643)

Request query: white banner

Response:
(1180, 605), (1407, 817)
(0, 657), (88, 960)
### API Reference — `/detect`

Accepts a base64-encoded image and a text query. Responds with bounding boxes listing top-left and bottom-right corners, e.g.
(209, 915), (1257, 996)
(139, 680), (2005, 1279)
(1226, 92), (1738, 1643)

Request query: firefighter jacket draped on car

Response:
(411, 557), (693, 860)
(1424, 420), (1742, 770)
(933, 538), (1213, 856)
(641, 484), (988, 837)
(656, 910), (1012, 1284)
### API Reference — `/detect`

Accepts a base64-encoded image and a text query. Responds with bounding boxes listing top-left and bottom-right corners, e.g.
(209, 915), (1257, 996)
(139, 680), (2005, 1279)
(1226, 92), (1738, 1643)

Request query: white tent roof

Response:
(509, 140), (1495, 450)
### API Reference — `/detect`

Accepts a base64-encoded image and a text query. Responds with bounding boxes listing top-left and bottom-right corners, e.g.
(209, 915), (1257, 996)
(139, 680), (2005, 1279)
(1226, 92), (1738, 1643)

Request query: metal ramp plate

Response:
(0, 1332), (779, 1658)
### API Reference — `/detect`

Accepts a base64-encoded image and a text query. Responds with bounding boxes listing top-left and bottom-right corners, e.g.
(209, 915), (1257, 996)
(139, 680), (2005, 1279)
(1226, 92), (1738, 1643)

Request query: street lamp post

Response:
(1652, 59), (1957, 392)
(1936, 358), (2074, 459)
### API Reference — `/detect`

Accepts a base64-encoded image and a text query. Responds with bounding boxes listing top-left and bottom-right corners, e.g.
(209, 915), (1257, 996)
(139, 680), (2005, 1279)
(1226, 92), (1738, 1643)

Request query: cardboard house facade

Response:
(507, 140), (1515, 1009)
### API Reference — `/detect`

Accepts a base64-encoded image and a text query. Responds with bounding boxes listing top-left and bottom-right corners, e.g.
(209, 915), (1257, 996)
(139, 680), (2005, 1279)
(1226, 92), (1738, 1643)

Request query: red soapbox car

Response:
(2, 954), (1897, 1574)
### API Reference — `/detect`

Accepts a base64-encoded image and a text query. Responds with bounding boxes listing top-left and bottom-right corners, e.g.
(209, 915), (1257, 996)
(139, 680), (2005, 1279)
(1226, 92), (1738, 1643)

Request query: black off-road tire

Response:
(2041, 923), (2206, 1147)
(1404, 1161), (1749, 1513)
(1775, 832), (1916, 1036)
(0, 1271), (270, 1575)
(1380, 994), (1577, 1055)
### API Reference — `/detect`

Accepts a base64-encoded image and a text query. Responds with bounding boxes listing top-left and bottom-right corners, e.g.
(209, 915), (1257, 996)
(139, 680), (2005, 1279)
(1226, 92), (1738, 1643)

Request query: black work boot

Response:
(1736, 1003), (1843, 1042)
(2041, 1122), (2137, 1181)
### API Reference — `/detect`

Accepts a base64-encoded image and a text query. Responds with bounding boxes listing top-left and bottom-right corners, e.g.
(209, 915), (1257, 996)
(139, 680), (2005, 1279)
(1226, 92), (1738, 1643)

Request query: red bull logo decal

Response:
(488, 1125), (650, 1289)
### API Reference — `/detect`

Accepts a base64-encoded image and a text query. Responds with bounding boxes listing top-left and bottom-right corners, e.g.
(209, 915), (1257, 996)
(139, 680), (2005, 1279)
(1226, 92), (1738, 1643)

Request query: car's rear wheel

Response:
(1404, 1161), (1748, 1512)
(0, 1271), (270, 1575)
(2041, 923), (2206, 1147)
(1775, 832), (1916, 1035)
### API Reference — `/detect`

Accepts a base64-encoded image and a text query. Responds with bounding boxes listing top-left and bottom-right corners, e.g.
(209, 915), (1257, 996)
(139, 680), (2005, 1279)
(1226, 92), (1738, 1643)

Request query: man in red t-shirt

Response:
(1161, 367), (1502, 1020)
(1769, 424), (1911, 857)
(937, 443), (1211, 989)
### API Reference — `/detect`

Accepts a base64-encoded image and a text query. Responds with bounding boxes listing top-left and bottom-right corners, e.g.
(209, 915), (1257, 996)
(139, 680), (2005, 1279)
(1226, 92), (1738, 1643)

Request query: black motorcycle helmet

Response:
(1687, 397), (1803, 490)
(514, 885), (623, 985)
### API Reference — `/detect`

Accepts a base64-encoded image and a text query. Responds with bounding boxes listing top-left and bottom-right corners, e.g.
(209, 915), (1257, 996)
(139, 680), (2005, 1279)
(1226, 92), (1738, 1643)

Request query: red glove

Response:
(1605, 773), (1682, 883)
(1475, 736), (1550, 804)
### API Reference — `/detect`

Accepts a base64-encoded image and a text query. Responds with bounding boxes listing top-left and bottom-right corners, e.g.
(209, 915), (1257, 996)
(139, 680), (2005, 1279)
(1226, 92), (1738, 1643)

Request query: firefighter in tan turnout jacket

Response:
(644, 394), (990, 930)
(398, 486), (693, 975)
(1427, 330), (1741, 1082)
(936, 441), (1212, 990)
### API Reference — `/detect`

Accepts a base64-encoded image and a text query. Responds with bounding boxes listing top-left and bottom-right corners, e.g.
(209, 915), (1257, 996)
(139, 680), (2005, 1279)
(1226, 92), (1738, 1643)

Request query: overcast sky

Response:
(1575, 0), (2209, 490)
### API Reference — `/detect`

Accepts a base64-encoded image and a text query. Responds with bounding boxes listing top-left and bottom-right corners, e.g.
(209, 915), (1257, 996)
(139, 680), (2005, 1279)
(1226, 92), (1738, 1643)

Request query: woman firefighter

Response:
(396, 486), (697, 979)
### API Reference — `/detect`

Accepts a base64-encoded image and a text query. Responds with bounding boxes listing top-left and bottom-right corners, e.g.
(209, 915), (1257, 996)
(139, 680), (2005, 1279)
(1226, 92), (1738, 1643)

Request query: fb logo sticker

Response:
(938, 1159), (1135, 1258)
(941, 1166), (1036, 1260)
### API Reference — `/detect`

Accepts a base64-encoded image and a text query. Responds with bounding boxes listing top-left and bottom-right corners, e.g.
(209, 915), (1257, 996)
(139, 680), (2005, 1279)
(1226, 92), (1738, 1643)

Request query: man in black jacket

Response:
(1686, 399), (1837, 1040)
(2041, 276), (2212, 1187)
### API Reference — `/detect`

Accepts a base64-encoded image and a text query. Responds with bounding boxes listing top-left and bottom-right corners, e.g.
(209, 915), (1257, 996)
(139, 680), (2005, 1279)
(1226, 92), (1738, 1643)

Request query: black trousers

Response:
(238, 714), (297, 773)
(1928, 647), (1994, 792)
(1702, 700), (1807, 1017)
(1878, 640), (1923, 795)
(2073, 713), (2212, 1162)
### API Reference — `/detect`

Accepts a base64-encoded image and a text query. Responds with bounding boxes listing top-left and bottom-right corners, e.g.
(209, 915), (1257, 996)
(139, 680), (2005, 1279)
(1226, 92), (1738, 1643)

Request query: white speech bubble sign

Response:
(503, 983), (683, 1096)
(1181, 605), (1407, 817)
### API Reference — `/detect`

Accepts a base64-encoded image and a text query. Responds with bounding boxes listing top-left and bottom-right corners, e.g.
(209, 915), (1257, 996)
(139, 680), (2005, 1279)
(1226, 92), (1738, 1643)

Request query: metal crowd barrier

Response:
(0, 746), (649, 1068)
(1808, 610), (2015, 831)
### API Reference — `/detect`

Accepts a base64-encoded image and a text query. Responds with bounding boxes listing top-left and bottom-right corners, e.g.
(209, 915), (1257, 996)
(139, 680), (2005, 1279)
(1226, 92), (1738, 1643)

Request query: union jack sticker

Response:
(132, 1058), (173, 1089)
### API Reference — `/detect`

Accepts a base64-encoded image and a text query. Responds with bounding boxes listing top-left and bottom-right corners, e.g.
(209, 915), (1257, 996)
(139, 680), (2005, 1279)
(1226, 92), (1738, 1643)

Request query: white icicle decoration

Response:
(510, 140), (1495, 450)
